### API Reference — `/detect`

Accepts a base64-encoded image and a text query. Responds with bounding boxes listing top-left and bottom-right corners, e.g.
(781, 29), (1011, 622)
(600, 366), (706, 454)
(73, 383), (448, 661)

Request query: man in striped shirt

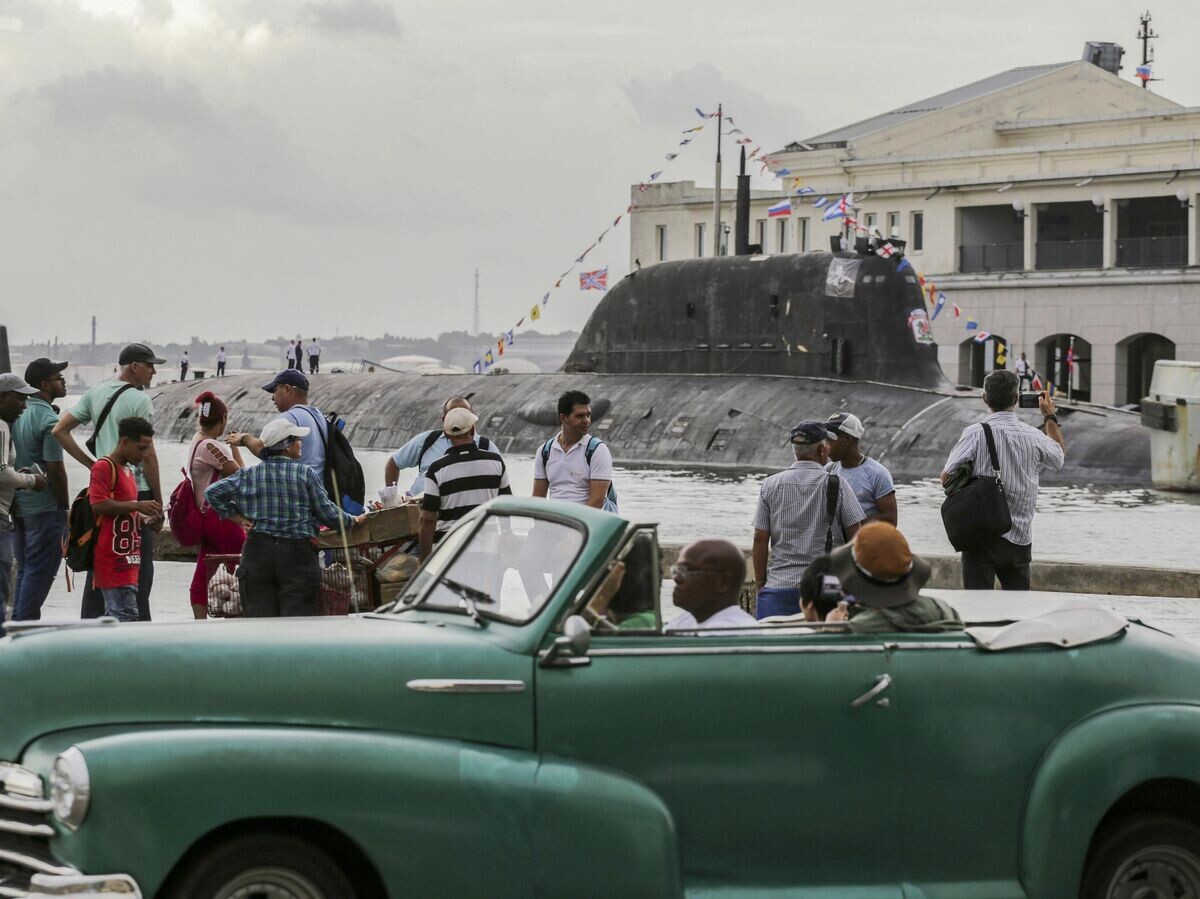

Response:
(419, 408), (512, 560)
(941, 370), (1065, 590)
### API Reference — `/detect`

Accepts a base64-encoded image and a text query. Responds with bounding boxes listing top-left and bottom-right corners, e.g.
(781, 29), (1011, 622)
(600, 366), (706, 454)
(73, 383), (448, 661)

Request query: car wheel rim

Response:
(214, 867), (328, 899)
(1109, 844), (1200, 899)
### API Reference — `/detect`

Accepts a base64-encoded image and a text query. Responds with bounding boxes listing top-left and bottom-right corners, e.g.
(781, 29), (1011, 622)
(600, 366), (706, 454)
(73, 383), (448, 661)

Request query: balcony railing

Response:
(959, 243), (1024, 273)
(1035, 239), (1102, 270)
(1116, 236), (1187, 268)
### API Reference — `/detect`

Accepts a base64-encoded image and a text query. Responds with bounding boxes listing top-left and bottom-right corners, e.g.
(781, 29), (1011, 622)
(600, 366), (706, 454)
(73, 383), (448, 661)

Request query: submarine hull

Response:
(149, 372), (1149, 486)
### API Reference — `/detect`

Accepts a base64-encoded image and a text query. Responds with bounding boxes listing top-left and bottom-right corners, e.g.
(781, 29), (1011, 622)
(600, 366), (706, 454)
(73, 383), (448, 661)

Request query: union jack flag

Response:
(580, 267), (608, 291)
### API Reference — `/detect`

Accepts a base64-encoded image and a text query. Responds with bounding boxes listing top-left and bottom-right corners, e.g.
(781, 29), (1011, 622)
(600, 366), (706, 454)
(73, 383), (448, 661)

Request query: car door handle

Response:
(406, 679), (526, 694)
(850, 674), (892, 708)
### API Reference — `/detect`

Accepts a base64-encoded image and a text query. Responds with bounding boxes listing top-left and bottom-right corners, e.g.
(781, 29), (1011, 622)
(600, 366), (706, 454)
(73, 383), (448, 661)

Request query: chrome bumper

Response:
(21, 873), (141, 897)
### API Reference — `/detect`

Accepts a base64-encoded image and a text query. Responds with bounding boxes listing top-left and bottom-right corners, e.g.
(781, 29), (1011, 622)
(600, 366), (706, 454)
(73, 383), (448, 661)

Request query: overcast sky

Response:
(1, 0), (1197, 347)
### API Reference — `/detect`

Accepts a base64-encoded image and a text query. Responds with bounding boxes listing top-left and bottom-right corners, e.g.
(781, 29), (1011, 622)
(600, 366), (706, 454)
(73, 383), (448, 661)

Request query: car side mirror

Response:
(540, 615), (592, 668)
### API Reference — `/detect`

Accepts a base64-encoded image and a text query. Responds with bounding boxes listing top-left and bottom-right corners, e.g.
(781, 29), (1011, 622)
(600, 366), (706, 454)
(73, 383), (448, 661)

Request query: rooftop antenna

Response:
(1137, 11), (1159, 90)
(712, 102), (722, 257)
(472, 268), (480, 335)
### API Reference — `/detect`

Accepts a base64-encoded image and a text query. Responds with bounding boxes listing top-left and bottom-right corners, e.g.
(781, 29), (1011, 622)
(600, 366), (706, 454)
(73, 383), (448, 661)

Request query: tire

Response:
(1080, 815), (1200, 899)
(166, 832), (357, 899)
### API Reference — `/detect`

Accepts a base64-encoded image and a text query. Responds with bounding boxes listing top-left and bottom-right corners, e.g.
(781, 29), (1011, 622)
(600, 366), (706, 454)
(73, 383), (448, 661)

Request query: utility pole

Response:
(712, 103), (722, 257)
(91, 315), (96, 348)
(1137, 11), (1157, 90)
(472, 268), (480, 336)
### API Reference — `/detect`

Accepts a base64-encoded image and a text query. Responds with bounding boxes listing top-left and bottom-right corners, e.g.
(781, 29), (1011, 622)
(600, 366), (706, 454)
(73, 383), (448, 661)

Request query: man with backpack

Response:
(532, 390), (617, 512)
(750, 420), (865, 620)
(384, 396), (491, 495)
(228, 369), (364, 511)
(54, 342), (166, 620)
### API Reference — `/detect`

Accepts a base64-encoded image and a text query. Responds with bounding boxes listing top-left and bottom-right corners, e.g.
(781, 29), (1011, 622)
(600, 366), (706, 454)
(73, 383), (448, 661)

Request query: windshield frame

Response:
(394, 507), (590, 626)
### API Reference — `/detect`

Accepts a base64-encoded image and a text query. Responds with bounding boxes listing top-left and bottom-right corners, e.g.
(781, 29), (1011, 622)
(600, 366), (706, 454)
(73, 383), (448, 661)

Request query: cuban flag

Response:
(973, 331), (991, 344)
(821, 192), (852, 222)
(812, 196), (829, 208)
(580, 267), (608, 291)
(930, 291), (947, 321)
(795, 185), (815, 196)
(767, 200), (790, 218)
(472, 360), (482, 374)
(1136, 65), (1151, 81)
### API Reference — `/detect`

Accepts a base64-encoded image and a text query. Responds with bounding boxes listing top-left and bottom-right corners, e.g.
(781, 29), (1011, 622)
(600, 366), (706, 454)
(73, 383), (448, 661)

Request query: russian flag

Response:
(767, 200), (790, 218)
(1136, 65), (1151, 81)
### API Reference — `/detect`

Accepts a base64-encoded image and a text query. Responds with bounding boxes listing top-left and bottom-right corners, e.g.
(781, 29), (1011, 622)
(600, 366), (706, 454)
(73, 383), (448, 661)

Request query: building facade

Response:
(628, 52), (1200, 406)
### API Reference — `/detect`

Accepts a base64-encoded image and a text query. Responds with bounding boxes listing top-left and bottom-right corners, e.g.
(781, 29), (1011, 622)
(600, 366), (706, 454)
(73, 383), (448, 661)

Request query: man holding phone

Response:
(940, 370), (1065, 591)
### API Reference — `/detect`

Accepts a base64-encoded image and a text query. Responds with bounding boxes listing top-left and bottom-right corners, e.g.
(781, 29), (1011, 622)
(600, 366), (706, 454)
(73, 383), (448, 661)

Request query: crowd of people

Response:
(0, 345), (1067, 632)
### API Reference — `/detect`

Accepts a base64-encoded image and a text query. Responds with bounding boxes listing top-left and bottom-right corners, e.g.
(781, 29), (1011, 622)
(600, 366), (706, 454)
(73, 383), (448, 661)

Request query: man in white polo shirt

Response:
(532, 389), (616, 511)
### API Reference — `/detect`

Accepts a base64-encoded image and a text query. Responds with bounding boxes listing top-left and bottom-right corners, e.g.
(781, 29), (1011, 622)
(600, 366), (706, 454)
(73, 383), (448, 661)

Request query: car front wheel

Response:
(1081, 815), (1200, 899)
(167, 833), (357, 899)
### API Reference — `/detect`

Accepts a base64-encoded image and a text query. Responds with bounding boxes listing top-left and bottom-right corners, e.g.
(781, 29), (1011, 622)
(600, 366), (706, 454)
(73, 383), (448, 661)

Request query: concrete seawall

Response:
(157, 531), (1198, 598)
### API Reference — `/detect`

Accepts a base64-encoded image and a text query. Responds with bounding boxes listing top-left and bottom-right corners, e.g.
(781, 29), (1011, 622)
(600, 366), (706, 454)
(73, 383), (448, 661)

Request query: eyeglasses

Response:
(670, 563), (720, 579)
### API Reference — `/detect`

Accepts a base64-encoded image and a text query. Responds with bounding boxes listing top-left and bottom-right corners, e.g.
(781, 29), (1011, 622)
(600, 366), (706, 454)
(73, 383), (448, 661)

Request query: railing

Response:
(1116, 236), (1188, 268)
(959, 243), (1024, 273)
(1035, 239), (1102, 270)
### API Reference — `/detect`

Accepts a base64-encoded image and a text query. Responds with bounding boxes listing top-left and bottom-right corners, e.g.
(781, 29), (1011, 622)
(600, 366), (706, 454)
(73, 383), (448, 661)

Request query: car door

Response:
(535, 532), (904, 896)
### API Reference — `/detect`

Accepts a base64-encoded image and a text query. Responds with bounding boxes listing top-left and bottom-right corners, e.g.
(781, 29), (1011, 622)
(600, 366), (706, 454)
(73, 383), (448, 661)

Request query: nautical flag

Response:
(597, 227), (610, 243)
(876, 243), (897, 259)
(995, 342), (1007, 366)
(554, 279), (562, 288)
(505, 329), (514, 346)
(927, 283), (938, 305)
(952, 304), (961, 318)
(748, 147), (760, 159)
(966, 319), (978, 330)
(821, 192), (853, 221)
(576, 244), (596, 263)
(580, 267), (608, 291)
(729, 128), (743, 135)
(516, 317), (524, 328)
(649, 171), (663, 181)
(973, 331), (991, 344)
(665, 153), (678, 161)
(736, 137), (752, 144)
(472, 360), (482, 374)
(1031, 373), (1044, 391)
(767, 200), (791, 218)
(682, 125), (704, 134)
(931, 291), (947, 320)
(896, 257), (912, 273)
(695, 107), (712, 118)
(497, 338), (504, 357)
(612, 214), (622, 227)
(484, 350), (494, 366)
(794, 185), (815, 196)
(776, 168), (791, 176)
(530, 305), (541, 321)
(1136, 64), (1151, 81)
(638, 183), (649, 192)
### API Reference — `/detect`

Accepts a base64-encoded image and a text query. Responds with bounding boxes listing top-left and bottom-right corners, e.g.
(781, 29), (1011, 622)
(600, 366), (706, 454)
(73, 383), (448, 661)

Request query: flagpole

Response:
(712, 102), (722, 257)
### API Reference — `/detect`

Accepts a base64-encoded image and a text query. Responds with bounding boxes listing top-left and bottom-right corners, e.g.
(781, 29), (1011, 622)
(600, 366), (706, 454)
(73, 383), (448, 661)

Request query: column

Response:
(1102, 198), (1115, 269)
(1189, 190), (1199, 267)
(1023, 205), (1036, 271)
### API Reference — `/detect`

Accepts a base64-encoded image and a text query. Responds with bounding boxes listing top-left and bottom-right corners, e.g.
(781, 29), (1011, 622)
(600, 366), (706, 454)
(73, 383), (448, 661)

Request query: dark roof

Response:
(791, 62), (1075, 149)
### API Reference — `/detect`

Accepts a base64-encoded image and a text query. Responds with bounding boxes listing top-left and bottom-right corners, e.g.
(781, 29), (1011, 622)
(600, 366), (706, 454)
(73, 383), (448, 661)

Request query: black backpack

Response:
(297, 406), (365, 507)
(65, 458), (117, 572)
(418, 429), (490, 468)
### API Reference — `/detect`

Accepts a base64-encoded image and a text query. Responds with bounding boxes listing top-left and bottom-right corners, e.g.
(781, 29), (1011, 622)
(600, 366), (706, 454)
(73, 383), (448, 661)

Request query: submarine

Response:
(149, 244), (1151, 486)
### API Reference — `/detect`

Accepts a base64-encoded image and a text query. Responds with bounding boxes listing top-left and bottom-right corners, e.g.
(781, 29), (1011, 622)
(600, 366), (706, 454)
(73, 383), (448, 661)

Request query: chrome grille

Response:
(0, 764), (72, 897)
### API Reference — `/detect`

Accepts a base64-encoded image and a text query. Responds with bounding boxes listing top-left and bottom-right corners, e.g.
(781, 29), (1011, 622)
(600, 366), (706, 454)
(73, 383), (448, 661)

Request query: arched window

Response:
(1116, 333), (1175, 407)
(1035, 334), (1091, 402)
(957, 334), (1008, 388)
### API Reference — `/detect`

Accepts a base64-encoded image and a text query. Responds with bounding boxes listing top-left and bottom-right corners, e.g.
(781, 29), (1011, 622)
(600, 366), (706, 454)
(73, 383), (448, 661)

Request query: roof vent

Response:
(1082, 41), (1124, 76)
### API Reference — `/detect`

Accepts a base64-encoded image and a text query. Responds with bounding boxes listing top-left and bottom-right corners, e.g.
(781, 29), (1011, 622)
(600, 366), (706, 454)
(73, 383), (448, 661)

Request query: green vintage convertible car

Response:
(2, 497), (1200, 898)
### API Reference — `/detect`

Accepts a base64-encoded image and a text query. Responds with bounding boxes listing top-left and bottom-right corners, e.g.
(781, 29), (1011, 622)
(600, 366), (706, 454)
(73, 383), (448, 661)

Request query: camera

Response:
(1018, 392), (1042, 409)
(820, 575), (843, 605)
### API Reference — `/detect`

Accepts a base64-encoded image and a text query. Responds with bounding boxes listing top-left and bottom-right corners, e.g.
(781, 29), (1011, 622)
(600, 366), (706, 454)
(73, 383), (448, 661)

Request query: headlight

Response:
(50, 748), (90, 830)
(0, 761), (44, 799)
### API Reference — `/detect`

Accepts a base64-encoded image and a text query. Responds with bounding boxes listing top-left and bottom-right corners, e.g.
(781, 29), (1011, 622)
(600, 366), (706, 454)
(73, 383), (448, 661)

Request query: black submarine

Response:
(149, 250), (1150, 486)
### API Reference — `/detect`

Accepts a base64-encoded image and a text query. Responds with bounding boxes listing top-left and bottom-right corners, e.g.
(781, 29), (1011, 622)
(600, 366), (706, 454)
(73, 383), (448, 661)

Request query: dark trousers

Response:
(238, 532), (320, 617)
(180, 364), (188, 381)
(961, 537), (1032, 591)
(309, 355), (319, 374)
(82, 494), (155, 620)
(216, 361), (226, 376)
(13, 510), (67, 620)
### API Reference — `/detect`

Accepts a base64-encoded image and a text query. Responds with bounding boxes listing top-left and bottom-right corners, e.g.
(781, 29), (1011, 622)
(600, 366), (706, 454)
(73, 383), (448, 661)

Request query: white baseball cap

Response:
(0, 373), (37, 396)
(826, 412), (865, 440)
(443, 407), (478, 437)
(260, 418), (309, 449)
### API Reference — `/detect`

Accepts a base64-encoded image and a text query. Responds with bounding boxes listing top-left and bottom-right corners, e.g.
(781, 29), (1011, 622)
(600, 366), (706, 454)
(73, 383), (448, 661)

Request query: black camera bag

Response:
(941, 423), (1012, 552)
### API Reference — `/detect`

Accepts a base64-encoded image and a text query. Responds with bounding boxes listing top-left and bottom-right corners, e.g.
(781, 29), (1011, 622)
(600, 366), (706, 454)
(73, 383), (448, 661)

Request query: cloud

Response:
(307, 0), (400, 38)
(623, 63), (812, 152)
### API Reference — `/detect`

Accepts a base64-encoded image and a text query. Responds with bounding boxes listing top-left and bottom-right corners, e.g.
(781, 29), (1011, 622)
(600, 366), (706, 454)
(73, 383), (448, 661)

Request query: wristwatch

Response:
(1043, 414), (1059, 425)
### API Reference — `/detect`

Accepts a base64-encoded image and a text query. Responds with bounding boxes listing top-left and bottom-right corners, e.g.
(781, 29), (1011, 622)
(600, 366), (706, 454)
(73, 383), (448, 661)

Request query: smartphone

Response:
(1018, 393), (1042, 409)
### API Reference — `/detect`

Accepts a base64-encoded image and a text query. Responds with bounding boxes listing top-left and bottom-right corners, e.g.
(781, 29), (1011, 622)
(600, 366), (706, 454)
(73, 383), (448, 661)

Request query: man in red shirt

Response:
(89, 417), (161, 621)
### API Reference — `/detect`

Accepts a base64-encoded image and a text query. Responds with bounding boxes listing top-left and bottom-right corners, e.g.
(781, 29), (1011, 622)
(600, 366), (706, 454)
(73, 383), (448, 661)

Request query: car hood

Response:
(0, 615), (535, 758)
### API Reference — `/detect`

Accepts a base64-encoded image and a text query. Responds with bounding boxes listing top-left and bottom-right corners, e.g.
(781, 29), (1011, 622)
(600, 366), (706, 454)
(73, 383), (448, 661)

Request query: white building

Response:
(629, 47), (1200, 406)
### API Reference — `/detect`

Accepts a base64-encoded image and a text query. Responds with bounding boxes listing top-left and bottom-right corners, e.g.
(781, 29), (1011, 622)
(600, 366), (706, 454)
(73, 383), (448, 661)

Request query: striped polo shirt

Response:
(422, 443), (512, 534)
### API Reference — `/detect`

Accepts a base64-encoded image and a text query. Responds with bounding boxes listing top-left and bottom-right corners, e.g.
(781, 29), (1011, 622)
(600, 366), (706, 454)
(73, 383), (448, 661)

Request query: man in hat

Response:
(206, 418), (366, 617)
(0, 374), (47, 633)
(54, 342), (166, 620)
(385, 395), (492, 496)
(825, 412), (897, 526)
(827, 522), (961, 633)
(418, 407), (512, 560)
(11, 358), (70, 620)
(228, 369), (327, 476)
(665, 539), (756, 632)
(751, 421), (865, 619)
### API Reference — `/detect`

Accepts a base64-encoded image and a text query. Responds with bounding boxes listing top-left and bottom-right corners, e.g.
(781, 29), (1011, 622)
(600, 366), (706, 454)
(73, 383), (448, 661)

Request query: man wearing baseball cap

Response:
(11, 359), (70, 620)
(825, 412), (897, 526)
(228, 369), (328, 477)
(0, 374), (47, 634)
(53, 342), (166, 621)
(206, 418), (366, 617)
(750, 420), (865, 619)
(826, 522), (961, 633)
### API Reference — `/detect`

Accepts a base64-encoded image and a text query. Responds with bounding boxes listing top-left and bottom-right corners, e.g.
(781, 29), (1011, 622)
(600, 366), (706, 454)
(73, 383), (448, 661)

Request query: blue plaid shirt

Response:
(205, 456), (354, 539)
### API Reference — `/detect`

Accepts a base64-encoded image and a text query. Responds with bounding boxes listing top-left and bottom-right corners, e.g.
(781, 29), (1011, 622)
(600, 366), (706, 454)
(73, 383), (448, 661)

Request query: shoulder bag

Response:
(940, 423), (1013, 553)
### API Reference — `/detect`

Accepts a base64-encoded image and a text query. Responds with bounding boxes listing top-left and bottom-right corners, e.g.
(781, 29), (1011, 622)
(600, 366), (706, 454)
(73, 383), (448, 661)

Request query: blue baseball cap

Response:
(261, 369), (309, 393)
(790, 420), (837, 446)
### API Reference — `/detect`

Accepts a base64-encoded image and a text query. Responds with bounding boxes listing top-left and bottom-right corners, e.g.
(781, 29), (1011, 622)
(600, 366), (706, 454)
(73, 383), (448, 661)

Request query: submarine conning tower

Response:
(563, 251), (952, 390)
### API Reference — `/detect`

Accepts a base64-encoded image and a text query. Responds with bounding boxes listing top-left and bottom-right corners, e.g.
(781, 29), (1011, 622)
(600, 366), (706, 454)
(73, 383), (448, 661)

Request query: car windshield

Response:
(396, 513), (585, 624)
